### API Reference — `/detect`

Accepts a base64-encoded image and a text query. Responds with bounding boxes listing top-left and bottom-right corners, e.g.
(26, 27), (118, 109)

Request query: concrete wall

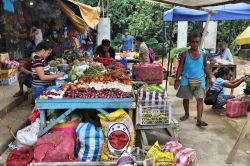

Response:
(177, 21), (188, 48)
(97, 17), (111, 45)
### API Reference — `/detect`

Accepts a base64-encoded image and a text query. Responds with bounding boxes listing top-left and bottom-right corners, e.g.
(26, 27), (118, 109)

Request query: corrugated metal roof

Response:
(148, 0), (246, 8)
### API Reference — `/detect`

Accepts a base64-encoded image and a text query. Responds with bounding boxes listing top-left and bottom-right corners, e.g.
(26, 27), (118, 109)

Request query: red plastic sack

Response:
(7, 146), (34, 166)
(28, 109), (39, 123)
(226, 97), (250, 118)
(133, 64), (163, 84)
(34, 131), (75, 162)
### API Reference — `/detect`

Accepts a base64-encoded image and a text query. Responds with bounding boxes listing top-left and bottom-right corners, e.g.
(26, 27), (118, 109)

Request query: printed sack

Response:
(147, 141), (175, 166)
(98, 109), (135, 161)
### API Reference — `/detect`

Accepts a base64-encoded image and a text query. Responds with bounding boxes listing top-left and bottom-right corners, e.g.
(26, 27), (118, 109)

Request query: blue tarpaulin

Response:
(163, 3), (250, 22)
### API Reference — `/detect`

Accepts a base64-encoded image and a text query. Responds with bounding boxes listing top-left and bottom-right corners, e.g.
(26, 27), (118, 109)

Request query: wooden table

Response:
(209, 64), (237, 95)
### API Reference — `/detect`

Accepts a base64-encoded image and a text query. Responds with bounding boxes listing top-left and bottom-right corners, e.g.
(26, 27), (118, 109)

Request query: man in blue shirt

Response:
(120, 29), (134, 52)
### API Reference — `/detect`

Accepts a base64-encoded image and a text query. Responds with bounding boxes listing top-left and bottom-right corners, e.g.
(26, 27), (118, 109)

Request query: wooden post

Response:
(226, 114), (250, 164)
(200, 11), (212, 49)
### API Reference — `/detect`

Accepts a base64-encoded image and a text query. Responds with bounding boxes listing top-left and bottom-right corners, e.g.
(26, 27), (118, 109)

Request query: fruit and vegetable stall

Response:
(36, 59), (136, 136)
(4, 56), (197, 166)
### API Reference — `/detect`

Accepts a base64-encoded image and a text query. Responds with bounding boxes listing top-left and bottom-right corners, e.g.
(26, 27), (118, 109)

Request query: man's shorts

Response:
(23, 74), (32, 88)
(176, 86), (205, 100)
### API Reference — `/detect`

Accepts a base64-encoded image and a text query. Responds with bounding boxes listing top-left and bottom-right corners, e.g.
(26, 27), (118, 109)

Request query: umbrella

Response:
(236, 26), (250, 45)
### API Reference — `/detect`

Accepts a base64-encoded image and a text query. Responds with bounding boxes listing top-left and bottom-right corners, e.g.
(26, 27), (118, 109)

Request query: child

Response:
(211, 67), (246, 109)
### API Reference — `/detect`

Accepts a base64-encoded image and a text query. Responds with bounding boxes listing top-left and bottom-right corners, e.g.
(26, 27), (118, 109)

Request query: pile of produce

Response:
(64, 88), (133, 98)
(49, 58), (67, 67)
(40, 58), (133, 99)
(1, 60), (19, 69)
(69, 61), (106, 81)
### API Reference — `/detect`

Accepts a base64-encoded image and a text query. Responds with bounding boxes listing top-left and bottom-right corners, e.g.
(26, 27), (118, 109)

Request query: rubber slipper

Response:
(196, 121), (208, 127)
(13, 92), (24, 97)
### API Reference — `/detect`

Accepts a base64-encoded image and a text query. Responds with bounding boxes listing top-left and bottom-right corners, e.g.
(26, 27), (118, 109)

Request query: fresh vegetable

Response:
(64, 88), (133, 98)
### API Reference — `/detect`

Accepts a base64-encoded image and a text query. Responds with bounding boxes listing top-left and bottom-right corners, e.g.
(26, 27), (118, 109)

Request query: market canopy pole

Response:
(199, 10), (214, 48)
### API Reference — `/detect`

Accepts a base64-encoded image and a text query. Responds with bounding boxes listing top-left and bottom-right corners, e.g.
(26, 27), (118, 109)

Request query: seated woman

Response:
(13, 58), (32, 97)
(211, 67), (245, 109)
(32, 41), (64, 99)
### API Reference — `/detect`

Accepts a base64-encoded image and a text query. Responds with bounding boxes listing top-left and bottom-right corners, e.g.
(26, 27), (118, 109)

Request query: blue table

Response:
(35, 97), (136, 136)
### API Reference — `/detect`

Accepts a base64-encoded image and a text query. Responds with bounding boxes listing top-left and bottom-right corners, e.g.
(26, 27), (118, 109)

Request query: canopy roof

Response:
(163, 3), (250, 21)
(236, 26), (250, 45)
(149, 0), (247, 8)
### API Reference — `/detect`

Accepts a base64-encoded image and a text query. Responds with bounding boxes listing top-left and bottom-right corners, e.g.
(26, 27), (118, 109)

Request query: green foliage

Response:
(75, 0), (98, 6)
(109, 0), (172, 53)
(170, 47), (188, 60)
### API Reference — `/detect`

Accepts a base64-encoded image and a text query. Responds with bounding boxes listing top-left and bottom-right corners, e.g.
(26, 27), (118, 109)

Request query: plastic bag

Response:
(16, 118), (40, 146)
(163, 140), (196, 166)
(34, 131), (75, 162)
(98, 109), (135, 161)
(147, 141), (175, 166)
(75, 123), (104, 161)
(28, 109), (39, 123)
(6, 146), (34, 166)
(116, 147), (136, 166)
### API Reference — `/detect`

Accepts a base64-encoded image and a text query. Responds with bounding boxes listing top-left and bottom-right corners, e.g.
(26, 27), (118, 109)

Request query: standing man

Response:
(219, 40), (234, 64)
(120, 29), (134, 52)
(174, 34), (213, 127)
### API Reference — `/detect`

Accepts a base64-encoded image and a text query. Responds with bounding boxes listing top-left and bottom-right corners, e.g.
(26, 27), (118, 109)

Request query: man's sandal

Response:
(196, 121), (208, 127)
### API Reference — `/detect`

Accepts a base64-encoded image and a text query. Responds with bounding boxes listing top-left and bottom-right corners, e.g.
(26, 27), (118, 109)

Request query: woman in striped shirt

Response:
(32, 41), (64, 99)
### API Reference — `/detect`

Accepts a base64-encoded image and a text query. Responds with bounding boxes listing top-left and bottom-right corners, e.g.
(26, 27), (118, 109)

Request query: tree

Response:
(109, 0), (172, 52)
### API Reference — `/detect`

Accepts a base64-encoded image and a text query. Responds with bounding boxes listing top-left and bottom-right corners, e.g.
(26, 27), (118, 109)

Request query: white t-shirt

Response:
(35, 29), (43, 46)
(221, 48), (234, 64)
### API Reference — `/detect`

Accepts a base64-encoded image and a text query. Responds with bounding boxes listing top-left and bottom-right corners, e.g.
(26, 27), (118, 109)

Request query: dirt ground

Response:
(145, 57), (250, 166)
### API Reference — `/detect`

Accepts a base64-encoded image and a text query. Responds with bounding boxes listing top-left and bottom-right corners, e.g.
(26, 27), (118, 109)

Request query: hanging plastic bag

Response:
(75, 123), (104, 161)
(147, 141), (175, 166)
(98, 109), (135, 161)
(16, 118), (40, 146)
(6, 146), (34, 166)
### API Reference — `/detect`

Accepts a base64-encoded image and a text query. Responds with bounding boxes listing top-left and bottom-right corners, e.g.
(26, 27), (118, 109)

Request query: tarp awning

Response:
(163, 3), (250, 22)
(149, 0), (245, 8)
(236, 26), (250, 45)
(56, 0), (100, 32)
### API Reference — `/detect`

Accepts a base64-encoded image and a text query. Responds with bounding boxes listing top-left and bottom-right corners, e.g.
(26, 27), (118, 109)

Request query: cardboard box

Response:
(0, 53), (10, 63)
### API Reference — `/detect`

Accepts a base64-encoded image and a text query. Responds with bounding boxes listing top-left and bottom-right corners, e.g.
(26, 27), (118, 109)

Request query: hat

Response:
(123, 29), (129, 33)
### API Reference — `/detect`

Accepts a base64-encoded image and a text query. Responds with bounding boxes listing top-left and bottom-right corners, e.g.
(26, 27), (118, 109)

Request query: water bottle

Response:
(64, 27), (68, 38)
